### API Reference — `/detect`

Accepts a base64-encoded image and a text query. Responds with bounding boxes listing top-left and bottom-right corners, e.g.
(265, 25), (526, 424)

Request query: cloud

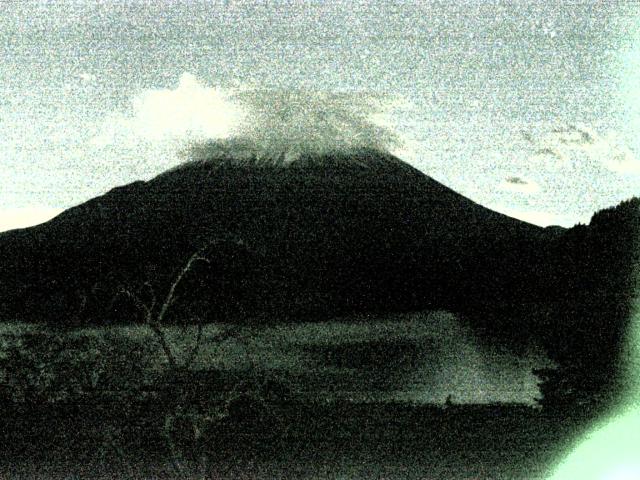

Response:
(534, 147), (567, 162)
(78, 72), (96, 83)
(551, 124), (596, 145)
(0, 207), (63, 233)
(229, 88), (401, 160)
(505, 176), (528, 185)
(525, 123), (640, 175)
(603, 145), (640, 174)
(577, 130), (640, 174)
(500, 176), (540, 194)
(129, 73), (243, 141)
(91, 73), (402, 164)
(520, 130), (535, 145)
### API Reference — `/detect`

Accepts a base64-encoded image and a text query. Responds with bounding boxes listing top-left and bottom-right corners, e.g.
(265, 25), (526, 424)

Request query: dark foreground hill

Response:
(0, 147), (638, 399)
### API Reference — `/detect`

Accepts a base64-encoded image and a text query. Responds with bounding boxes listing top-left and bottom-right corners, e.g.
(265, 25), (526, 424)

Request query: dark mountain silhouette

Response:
(0, 147), (637, 408)
(0, 148), (554, 326)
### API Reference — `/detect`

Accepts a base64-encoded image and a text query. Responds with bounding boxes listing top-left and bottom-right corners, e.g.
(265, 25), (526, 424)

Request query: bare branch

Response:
(118, 288), (153, 322)
(113, 235), (246, 374)
(148, 322), (178, 369)
(156, 236), (244, 325)
(143, 280), (158, 314)
(183, 323), (204, 370)
(156, 247), (209, 325)
(192, 255), (211, 264)
(184, 324), (239, 370)
(114, 286), (177, 367)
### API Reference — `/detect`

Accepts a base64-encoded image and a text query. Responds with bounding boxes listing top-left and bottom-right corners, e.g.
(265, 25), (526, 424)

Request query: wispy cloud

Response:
(78, 72), (96, 83)
(551, 124), (596, 145)
(602, 145), (640, 174)
(533, 147), (567, 162)
(500, 175), (540, 194)
(524, 123), (640, 175)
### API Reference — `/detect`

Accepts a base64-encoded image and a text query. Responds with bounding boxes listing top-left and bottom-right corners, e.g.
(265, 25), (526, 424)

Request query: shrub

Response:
(0, 328), (155, 407)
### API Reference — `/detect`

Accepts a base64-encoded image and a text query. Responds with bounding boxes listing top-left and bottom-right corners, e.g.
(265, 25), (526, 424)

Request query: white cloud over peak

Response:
(130, 73), (243, 141)
(91, 73), (403, 164)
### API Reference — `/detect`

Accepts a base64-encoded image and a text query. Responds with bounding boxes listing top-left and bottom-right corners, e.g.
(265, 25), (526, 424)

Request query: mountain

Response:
(0, 148), (637, 361)
(0, 149), (550, 324)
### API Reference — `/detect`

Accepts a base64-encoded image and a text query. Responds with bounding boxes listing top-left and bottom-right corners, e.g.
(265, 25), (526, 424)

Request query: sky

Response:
(1, 0), (639, 231)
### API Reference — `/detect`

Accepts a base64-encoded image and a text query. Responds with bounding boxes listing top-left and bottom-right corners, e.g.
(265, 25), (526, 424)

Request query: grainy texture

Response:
(1, 1), (638, 228)
(1, 2), (639, 479)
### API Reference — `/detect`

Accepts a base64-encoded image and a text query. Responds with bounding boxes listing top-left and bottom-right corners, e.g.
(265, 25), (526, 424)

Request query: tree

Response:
(115, 236), (246, 474)
(116, 237), (243, 370)
(535, 197), (640, 414)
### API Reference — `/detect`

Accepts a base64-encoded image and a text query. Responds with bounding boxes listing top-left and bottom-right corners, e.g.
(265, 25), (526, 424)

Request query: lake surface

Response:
(0, 310), (549, 405)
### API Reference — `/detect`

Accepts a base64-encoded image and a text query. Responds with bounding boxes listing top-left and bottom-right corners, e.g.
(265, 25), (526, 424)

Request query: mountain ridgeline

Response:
(0, 149), (552, 325)
(0, 148), (638, 400)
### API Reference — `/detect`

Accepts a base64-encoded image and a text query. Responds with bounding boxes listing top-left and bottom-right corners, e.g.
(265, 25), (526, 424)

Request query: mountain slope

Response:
(0, 148), (565, 330)
(1, 147), (637, 414)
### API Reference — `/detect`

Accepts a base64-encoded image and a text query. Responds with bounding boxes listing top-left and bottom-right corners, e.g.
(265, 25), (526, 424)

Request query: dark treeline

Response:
(534, 197), (640, 411)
